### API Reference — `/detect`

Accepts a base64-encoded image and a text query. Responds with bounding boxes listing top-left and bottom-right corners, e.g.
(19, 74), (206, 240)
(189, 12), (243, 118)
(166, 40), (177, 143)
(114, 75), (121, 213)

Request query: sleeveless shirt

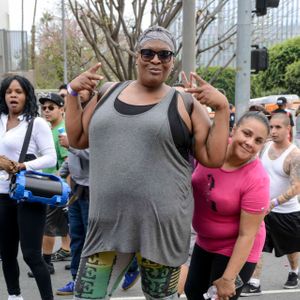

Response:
(82, 81), (194, 266)
(261, 142), (300, 213)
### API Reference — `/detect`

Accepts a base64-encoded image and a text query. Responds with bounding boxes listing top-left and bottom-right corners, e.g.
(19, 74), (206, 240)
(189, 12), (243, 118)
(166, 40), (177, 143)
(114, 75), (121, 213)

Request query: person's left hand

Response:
(182, 71), (228, 111)
(213, 277), (236, 300)
(59, 135), (69, 149)
(0, 155), (19, 174)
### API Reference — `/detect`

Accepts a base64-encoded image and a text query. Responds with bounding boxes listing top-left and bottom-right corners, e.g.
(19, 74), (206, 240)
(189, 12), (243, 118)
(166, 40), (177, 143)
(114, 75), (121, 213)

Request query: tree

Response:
(35, 12), (95, 88)
(30, 0), (38, 70)
(251, 37), (300, 97)
(197, 66), (236, 104)
(21, 0), (25, 70)
(40, 11), (54, 28)
(68, 0), (235, 83)
(285, 60), (300, 96)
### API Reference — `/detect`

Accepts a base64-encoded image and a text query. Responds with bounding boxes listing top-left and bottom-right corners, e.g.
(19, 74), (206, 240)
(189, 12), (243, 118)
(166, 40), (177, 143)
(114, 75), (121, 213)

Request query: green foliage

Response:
(35, 14), (96, 89)
(285, 60), (300, 95)
(196, 66), (236, 104)
(252, 37), (300, 97)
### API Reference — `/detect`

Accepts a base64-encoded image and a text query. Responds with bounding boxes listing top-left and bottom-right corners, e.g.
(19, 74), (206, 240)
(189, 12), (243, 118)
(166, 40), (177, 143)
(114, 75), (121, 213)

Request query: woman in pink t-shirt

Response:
(185, 111), (270, 300)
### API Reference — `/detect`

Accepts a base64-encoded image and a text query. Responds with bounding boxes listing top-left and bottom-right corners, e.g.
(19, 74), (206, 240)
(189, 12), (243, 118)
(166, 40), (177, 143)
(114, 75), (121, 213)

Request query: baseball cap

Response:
(276, 96), (287, 105)
(39, 92), (65, 107)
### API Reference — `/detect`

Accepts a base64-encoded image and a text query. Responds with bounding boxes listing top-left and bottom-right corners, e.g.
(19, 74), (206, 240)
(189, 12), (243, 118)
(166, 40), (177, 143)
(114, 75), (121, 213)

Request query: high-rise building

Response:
(173, 0), (300, 68)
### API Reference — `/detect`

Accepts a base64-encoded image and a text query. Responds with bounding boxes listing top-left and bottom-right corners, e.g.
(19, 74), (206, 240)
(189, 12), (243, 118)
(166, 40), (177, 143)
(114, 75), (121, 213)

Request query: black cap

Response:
(276, 96), (287, 106)
(39, 92), (64, 107)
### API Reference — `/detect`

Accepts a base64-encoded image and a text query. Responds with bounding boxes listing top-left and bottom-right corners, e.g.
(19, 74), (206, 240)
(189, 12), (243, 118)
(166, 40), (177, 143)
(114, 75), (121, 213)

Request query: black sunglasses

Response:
(41, 105), (56, 111)
(140, 49), (174, 63)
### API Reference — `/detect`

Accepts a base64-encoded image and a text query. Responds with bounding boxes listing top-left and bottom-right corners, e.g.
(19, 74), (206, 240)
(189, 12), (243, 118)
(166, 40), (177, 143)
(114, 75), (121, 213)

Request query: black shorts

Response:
(263, 211), (300, 257)
(44, 206), (69, 237)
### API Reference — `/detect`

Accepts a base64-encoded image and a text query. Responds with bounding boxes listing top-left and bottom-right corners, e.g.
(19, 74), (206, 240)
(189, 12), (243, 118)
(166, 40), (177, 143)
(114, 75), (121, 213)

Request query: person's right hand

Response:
(213, 277), (236, 300)
(0, 155), (19, 174)
(59, 134), (69, 149)
(69, 63), (104, 93)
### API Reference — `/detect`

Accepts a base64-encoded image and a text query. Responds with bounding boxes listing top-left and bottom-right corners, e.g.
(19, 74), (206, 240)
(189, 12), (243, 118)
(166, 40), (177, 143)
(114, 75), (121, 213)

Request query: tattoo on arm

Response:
(280, 149), (300, 203)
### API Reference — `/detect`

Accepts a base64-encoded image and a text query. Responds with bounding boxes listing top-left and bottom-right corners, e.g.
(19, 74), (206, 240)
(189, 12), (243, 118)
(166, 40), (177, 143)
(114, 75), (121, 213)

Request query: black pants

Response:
(185, 243), (256, 300)
(0, 194), (53, 300)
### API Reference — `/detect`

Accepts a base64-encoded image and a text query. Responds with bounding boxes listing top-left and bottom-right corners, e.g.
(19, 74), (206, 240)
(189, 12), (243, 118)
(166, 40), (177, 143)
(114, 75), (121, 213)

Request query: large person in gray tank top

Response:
(65, 26), (230, 300)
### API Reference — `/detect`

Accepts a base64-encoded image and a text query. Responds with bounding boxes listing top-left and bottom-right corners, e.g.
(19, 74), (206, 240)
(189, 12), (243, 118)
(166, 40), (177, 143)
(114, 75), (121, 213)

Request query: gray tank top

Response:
(82, 81), (193, 266)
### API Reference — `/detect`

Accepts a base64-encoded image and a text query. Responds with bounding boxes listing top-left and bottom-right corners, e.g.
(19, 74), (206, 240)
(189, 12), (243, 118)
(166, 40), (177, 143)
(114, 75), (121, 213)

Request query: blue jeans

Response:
(127, 256), (138, 273)
(68, 192), (89, 279)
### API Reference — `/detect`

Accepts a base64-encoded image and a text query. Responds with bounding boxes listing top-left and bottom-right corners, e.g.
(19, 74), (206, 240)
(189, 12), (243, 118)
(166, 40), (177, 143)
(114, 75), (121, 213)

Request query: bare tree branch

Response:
(209, 53), (236, 84)
(68, 0), (238, 83)
(204, 45), (224, 72)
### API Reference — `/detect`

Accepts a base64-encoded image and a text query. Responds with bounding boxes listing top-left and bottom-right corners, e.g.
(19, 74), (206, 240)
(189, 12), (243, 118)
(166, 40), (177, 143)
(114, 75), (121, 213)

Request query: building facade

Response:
(0, 0), (29, 75)
(173, 0), (300, 68)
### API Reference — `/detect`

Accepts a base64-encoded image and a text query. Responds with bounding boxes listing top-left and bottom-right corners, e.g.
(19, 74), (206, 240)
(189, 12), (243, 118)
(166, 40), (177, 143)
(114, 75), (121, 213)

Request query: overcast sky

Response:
(9, 0), (60, 32)
(9, 0), (152, 34)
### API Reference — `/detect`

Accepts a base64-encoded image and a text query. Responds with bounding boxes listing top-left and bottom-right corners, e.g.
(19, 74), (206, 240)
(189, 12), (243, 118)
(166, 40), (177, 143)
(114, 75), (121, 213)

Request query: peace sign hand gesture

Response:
(182, 71), (228, 111)
(69, 63), (104, 93)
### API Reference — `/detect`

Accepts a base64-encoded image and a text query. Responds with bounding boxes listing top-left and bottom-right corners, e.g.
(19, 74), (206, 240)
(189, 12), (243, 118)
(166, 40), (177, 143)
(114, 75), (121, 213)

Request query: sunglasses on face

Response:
(41, 105), (56, 111)
(140, 49), (174, 63)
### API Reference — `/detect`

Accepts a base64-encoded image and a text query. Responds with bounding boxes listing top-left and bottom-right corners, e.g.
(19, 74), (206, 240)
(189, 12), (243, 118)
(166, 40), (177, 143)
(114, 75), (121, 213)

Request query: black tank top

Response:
(114, 92), (193, 161)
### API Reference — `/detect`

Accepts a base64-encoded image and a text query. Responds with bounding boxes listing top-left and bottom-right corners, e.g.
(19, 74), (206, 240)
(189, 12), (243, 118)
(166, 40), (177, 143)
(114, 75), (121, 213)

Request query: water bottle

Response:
(203, 275), (243, 299)
(203, 285), (217, 300)
(0, 170), (9, 181)
(58, 127), (66, 136)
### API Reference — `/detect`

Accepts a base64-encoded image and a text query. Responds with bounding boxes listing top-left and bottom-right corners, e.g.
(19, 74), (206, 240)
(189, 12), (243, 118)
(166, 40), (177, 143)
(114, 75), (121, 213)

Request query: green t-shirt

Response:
(43, 120), (68, 174)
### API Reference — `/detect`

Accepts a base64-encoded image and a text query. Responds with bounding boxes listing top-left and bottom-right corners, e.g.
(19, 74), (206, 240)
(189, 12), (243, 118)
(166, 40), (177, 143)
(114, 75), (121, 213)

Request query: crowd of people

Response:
(0, 25), (300, 300)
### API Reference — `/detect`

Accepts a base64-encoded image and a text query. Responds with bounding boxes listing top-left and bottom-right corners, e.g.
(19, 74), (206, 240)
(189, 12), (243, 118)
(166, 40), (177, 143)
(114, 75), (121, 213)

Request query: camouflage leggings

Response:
(74, 251), (180, 300)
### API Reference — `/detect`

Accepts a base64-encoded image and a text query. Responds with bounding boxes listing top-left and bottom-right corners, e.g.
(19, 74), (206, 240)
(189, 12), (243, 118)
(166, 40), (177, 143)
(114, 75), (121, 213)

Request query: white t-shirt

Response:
(0, 114), (57, 193)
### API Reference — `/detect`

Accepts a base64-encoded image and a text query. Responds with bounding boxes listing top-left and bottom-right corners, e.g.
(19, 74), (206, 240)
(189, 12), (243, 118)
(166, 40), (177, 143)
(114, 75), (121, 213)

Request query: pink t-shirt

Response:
(192, 158), (269, 263)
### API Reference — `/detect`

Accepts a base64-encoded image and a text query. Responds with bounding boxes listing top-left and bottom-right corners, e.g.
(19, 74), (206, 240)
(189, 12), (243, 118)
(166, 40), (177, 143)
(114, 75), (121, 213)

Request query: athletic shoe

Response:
(56, 281), (74, 295)
(51, 248), (71, 262)
(28, 262), (55, 278)
(8, 295), (24, 300)
(283, 272), (299, 289)
(240, 283), (262, 297)
(121, 269), (140, 290)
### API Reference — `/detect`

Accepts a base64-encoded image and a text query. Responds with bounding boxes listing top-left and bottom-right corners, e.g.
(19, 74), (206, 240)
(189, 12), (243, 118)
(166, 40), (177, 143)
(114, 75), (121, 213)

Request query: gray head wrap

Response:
(136, 25), (176, 52)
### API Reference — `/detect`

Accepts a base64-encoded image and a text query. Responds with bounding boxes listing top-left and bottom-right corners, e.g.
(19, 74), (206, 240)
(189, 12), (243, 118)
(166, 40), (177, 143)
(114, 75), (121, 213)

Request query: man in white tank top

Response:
(241, 113), (300, 296)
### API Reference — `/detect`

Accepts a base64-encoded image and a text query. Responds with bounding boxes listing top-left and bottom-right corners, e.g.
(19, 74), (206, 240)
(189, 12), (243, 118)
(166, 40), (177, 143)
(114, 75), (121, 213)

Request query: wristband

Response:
(67, 83), (79, 97)
(271, 198), (280, 207)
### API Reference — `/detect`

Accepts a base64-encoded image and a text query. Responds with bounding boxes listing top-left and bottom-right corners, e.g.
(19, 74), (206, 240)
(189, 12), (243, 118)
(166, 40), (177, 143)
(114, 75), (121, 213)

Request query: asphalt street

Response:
(1, 248), (300, 300)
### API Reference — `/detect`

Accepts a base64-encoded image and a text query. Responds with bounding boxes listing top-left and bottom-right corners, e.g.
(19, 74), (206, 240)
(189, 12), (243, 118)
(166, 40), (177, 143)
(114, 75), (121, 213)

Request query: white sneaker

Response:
(8, 295), (24, 300)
